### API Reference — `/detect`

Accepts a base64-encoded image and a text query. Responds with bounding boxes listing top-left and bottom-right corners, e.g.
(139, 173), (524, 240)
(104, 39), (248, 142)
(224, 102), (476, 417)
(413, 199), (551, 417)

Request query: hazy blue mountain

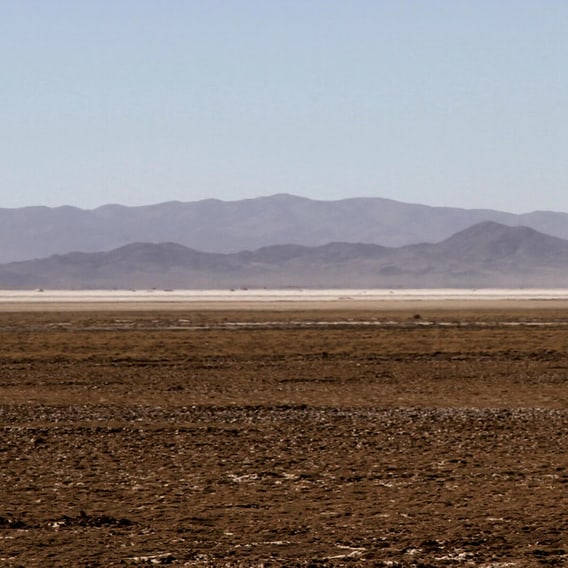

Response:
(2, 194), (568, 263)
(2, 221), (568, 289)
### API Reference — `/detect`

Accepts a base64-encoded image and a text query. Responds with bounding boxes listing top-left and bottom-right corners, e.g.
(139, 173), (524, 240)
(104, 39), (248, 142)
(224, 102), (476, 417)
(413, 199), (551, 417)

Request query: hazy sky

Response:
(2, 1), (567, 212)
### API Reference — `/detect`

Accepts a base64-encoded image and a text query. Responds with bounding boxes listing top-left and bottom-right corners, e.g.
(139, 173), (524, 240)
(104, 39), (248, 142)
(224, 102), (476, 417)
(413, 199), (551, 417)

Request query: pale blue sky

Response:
(2, 1), (567, 212)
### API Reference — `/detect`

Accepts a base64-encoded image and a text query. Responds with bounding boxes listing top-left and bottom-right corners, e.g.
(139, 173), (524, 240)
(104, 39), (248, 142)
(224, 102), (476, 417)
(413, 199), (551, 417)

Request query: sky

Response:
(1, 1), (567, 213)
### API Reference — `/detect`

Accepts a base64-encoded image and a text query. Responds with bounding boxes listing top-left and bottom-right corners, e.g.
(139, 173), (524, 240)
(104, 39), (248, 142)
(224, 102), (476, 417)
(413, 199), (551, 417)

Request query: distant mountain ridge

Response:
(2, 221), (568, 289)
(2, 193), (568, 263)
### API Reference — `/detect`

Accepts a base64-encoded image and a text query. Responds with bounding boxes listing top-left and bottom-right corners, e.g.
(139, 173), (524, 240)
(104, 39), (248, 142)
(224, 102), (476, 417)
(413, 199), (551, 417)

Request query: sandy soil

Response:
(1, 306), (567, 566)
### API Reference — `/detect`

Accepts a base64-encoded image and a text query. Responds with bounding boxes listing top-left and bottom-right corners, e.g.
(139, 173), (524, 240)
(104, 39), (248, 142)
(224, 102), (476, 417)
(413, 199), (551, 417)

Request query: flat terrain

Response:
(1, 303), (567, 566)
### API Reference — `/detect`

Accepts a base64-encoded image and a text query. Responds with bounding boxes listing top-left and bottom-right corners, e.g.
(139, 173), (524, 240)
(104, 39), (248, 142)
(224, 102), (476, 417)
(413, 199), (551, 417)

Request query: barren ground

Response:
(1, 303), (567, 566)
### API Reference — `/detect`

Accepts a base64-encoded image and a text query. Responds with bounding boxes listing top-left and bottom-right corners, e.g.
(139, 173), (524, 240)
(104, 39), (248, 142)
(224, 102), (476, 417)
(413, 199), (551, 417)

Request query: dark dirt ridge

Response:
(1, 309), (567, 567)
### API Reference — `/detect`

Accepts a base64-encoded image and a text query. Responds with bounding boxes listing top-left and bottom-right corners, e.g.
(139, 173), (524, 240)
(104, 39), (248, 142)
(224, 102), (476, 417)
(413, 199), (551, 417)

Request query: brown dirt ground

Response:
(1, 304), (567, 567)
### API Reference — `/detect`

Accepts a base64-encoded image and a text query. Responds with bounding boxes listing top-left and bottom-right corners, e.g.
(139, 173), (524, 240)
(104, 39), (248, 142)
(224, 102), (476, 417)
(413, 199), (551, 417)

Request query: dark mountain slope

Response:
(430, 221), (568, 264)
(1, 222), (568, 289)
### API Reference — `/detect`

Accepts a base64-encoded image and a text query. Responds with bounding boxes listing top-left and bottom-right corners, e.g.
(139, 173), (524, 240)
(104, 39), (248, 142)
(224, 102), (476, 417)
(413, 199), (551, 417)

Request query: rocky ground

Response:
(1, 308), (567, 566)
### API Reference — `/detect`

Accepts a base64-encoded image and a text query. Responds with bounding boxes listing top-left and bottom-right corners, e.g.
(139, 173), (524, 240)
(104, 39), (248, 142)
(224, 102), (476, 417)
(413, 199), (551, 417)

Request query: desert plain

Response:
(1, 293), (567, 567)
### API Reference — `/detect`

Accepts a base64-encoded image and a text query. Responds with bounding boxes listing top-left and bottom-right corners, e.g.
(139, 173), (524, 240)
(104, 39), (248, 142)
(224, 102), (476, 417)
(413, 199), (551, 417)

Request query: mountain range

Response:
(2, 221), (568, 289)
(2, 193), (568, 264)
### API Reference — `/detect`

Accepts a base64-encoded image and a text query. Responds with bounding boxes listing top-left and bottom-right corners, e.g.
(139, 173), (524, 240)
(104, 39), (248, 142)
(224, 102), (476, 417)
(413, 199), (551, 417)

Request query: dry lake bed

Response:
(1, 291), (567, 566)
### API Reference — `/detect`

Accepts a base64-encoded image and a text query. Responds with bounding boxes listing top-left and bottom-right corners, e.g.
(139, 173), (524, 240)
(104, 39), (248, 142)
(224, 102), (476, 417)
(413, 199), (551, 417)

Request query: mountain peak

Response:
(438, 221), (568, 262)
